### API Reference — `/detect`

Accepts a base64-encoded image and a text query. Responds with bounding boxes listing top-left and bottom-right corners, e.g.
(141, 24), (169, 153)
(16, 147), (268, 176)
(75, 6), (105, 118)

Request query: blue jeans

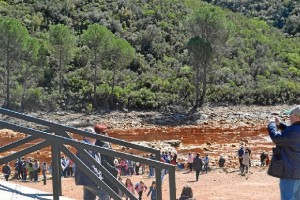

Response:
(204, 163), (208, 173)
(280, 178), (300, 200)
(84, 185), (110, 200)
(161, 169), (166, 182)
(33, 170), (38, 181)
(149, 166), (154, 177)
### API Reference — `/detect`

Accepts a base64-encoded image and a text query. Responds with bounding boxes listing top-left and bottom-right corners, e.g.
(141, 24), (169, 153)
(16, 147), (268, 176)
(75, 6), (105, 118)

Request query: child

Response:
(125, 177), (135, 200)
(135, 180), (147, 200)
(147, 181), (157, 200)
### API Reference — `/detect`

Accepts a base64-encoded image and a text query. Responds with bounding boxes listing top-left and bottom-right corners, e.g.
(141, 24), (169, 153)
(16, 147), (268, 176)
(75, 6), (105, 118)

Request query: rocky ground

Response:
(1, 105), (295, 199)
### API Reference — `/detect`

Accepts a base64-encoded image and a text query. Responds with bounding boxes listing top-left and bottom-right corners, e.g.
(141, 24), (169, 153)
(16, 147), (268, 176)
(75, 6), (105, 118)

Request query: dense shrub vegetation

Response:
(204, 0), (300, 36)
(0, 0), (299, 112)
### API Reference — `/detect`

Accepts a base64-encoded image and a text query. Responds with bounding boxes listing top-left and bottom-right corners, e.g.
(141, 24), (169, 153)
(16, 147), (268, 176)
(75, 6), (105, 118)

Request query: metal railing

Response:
(0, 108), (176, 200)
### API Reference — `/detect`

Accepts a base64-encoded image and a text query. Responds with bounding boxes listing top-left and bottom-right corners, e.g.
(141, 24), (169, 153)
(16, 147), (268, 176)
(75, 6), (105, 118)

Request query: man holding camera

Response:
(267, 106), (300, 200)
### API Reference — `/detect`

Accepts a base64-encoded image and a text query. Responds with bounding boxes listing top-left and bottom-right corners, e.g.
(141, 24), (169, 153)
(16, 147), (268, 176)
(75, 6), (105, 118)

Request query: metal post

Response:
(51, 145), (62, 200)
(155, 152), (162, 200)
(168, 167), (176, 200)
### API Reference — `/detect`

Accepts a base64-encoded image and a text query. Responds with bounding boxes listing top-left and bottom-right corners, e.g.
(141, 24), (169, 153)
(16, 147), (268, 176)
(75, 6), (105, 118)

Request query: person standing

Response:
(22, 160), (27, 180)
(260, 152), (267, 167)
(125, 178), (135, 200)
(135, 180), (147, 200)
(187, 153), (194, 172)
(147, 181), (157, 200)
(193, 153), (203, 181)
(32, 160), (39, 182)
(267, 106), (300, 200)
(127, 155), (134, 176)
(27, 161), (34, 181)
(2, 163), (11, 181)
(94, 124), (119, 196)
(135, 161), (141, 175)
(170, 153), (177, 165)
(241, 150), (250, 175)
(160, 156), (167, 182)
(246, 147), (252, 167)
(265, 154), (270, 166)
(42, 162), (47, 181)
(148, 153), (155, 178)
(203, 154), (209, 173)
(16, 158), (23, 180)
(119, 158), (126, 176)
(237, 146), (245, 174)
(218, 156), (225, 168)
(75, 127), (109, 200)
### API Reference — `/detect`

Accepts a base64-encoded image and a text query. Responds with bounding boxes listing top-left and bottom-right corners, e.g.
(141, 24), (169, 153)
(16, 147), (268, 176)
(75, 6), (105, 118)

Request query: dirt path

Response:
(11, 166), (279, 200)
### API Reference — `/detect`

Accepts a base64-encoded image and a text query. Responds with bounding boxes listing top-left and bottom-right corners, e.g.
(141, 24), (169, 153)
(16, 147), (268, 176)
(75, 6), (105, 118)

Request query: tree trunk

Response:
(93, 51), (98, 109)
(21, 77), (27, 112)
(6, 47), (11, 108)
(110, 65), (116, 108)
(59, 50), (62, 95)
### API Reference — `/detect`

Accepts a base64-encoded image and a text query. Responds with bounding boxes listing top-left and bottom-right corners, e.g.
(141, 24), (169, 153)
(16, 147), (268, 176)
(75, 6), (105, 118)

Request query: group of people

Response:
(74, 123), (181, 200)
(1, 158), (49, 182)
(1, 155), (77, 183)
(119, 178), (153, 200)
(113, 150), (178, 179)
(237, 146), (271, 175)
(61, 156), (75, 178)
(185, 153), (213, 181)
(115, 156), (146, 177)
(260, 151), (270, 167)
(237, 146), (252, 175)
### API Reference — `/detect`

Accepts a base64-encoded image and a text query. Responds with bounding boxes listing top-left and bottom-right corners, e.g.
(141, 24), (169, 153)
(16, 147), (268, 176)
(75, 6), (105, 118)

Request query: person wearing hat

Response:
(267, 105), (300, 200)
(94, 124), (119, 196)
(75, 127), (109, 200)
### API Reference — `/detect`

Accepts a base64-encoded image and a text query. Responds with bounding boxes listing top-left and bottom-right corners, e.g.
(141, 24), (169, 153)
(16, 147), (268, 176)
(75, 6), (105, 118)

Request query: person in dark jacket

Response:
(178, 185), (195, 200)
(260, 152), (267, 166)
(267, 105), (300, 200)
(218, 155), (225, 168)
(237, 146), (244, 174)
(94, 124), (119, 195)
(193, 153), (203, 181)
(2, 163), (11, 181)
(75, 127), (109, 200)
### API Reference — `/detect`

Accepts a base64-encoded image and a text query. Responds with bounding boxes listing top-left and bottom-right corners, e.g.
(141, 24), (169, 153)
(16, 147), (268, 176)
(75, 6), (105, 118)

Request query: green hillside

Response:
(0, 0), (299, 112)
(203, 0), (300, 36)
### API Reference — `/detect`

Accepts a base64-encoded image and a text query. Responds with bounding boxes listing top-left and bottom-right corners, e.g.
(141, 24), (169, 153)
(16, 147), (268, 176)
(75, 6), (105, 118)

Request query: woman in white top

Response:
(242, 150), (250, 174)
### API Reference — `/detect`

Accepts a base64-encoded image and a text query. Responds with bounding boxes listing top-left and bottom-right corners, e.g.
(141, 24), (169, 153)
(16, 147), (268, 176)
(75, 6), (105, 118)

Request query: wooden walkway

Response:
(0, 181), (74, 200)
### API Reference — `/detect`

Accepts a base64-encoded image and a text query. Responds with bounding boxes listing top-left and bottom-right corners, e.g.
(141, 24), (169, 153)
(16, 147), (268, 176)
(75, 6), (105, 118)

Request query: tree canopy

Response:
(0, 0), (299, 112)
